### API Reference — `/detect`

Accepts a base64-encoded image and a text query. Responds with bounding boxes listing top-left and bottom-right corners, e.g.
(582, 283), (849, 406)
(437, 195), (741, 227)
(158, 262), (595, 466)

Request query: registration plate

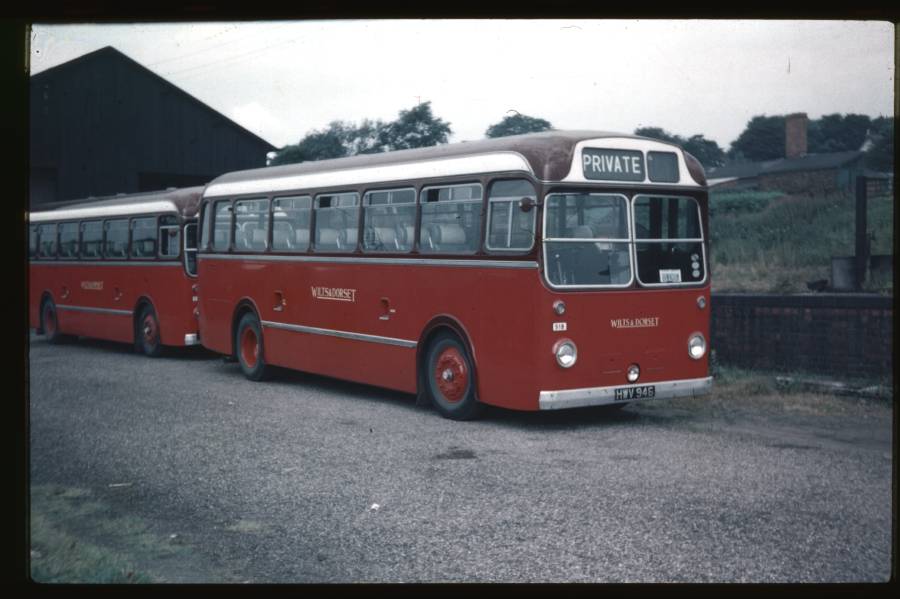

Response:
(614, 385), (656, 401)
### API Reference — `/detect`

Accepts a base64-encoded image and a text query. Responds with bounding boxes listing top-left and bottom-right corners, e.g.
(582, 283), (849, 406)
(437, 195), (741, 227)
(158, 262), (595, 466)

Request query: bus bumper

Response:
(184, 333), (200, 346)
(538, 376), (713, 410)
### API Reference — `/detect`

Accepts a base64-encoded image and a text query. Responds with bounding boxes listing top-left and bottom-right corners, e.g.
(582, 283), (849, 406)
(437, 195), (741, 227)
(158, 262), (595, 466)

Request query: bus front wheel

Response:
(41, 298), (70, 344)
(424, 332), (484, 421)
(236, 312), (269, 381)
(138, 305), (163, 357)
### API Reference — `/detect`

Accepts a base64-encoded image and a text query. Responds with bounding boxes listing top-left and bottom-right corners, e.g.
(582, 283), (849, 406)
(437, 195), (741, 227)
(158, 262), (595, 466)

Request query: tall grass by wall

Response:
(709, 189), (893, 293)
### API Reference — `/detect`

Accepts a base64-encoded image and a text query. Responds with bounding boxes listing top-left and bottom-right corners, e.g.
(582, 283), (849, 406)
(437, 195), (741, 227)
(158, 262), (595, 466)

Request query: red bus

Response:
(196, 131), (712, 419)
(29, 187), (202, 355)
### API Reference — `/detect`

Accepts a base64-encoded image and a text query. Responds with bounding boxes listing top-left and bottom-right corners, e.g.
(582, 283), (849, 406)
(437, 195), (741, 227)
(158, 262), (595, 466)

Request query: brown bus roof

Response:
(210, 130), (687, 185)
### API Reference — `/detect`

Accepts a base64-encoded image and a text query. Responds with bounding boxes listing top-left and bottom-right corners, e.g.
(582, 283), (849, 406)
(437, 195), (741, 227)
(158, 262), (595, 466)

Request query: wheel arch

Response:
(415, 314), (479, 404)
(37, 290), (56, 334)
(132, 295), (158, 345)
(230, 298), (263, 359)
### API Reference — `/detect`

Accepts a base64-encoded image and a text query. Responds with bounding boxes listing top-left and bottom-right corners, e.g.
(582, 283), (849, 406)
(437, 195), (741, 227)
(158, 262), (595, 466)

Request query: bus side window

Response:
(29, 225), (38, 258)
(159, 215), (181, 259)
(199, 202), (212, 251)
(58, 222), (80, 259)
(131, 216), (157, 259)
(212, 200), (233, 251)
(362, 188), (415, 253)
(80, 221), (103, 259)
(103, 219), (129, 259)
(314, 192), (359, 253)
(37, 223), (57, 259)
(272, 196), (312, 252)
(419, 183), (482, 254)
(234, 198), (269, 252)
(486, 179), (537, 252)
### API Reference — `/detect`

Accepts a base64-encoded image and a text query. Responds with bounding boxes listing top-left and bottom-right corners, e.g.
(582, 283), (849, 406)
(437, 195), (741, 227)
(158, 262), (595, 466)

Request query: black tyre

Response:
(137, 305), (164, 357)
(41, 298), (70, 344)
(424, 331), (483, 421)
(236, 312), (269, 381)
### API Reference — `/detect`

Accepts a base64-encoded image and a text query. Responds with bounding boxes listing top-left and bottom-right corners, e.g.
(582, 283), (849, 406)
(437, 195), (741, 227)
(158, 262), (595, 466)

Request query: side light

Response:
(697, 296), (706, 309)
(627, 363), (640, 383)
(553, 300), (566, 316)
(688, 333), (707, 360)
(553, 339), (577, 368)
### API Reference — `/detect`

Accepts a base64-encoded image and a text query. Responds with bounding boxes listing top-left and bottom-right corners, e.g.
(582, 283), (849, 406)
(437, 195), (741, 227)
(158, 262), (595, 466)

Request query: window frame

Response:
(313, 191), (361, 253)
(211, 199), (234, 253)
(79, 220), (104, 260)
(37, 223), (58, 259)
(418, 182), (484, 255)
(541, 191), (635, 290)
(484, 178), (538, 254)
(361, 186), (417, 254)
(271, 194), (313, 253)
(130, 216), (159, 261)
(57, 221), (80, 260)
(630, 193), (707, 288)
(232, 197), (270, 254)
(102, 218), (130, 260)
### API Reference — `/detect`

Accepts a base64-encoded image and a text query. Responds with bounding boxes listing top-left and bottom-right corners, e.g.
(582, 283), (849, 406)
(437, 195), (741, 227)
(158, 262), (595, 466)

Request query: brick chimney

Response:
(785, 112), (808, 159)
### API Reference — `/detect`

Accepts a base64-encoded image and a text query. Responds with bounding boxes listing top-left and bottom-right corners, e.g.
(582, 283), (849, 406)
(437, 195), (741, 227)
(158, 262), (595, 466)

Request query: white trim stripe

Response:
(28, 200), (180, 223)
(57, 305), (133, 316)
(262, 320), (417, 348)
(198, 254), (538, 269)
(204, 152), (534, 198)
(29, 260), (183, 267)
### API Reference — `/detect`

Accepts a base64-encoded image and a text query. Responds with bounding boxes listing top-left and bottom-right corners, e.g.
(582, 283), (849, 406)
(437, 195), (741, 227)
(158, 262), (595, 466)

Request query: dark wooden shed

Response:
(30, 46), (276, 207)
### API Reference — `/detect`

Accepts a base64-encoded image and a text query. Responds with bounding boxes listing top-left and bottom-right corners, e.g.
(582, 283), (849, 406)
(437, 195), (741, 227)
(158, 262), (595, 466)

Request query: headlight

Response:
(688, 333), (707, 360)
(554, 339), (577, 368)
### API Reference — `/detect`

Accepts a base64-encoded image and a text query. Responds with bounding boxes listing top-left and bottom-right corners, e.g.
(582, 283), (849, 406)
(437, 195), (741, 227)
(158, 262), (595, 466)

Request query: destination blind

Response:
(582, 148), (645, 182)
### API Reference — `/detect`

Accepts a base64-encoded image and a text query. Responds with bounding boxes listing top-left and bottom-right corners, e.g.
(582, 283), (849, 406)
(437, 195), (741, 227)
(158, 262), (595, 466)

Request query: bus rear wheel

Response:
(138, 305), (163, 357)
(424, 332), (483, 421)
(236, 312), (269, 381)
(41, 298), (70, 344)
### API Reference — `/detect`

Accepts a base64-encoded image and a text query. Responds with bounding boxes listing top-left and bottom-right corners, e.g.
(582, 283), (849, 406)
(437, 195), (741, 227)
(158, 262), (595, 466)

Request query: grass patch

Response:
(30, 484), (186, 583)
(709, 190), (893, 293)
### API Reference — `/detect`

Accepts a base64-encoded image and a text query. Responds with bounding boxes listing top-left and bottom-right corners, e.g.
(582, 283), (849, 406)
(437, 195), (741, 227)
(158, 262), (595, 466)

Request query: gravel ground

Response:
(27, 333), (893, 583)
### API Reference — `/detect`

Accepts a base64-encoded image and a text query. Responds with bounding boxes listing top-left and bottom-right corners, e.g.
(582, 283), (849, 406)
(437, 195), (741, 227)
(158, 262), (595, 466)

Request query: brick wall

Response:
(711, 293), (893, 380)
(758, 169), (840, 194)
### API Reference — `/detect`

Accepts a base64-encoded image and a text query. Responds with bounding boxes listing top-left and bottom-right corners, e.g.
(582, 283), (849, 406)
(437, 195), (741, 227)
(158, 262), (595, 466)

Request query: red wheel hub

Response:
(142, 315), (158, 346)
(240, 327), (259, 368)
(434, 346), (469, 403)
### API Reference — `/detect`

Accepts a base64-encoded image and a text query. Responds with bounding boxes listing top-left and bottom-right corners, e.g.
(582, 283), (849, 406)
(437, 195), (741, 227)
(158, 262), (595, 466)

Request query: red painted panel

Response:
(196, 256), (709, 411)
(29, 261), (198, 346)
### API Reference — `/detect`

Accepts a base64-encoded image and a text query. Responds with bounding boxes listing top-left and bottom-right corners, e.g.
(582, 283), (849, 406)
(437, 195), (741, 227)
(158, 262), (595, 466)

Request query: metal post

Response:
(855, 176), (868, 290)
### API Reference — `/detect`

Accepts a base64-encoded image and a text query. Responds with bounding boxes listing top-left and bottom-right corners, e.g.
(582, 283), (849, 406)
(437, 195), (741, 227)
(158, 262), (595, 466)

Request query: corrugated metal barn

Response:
(30, 46), (276, 207)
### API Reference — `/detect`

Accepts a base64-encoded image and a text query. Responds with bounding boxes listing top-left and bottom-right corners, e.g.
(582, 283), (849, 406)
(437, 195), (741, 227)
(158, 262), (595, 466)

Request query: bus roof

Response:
(204, 131), (704, 198)
(28, 187), (205, 224)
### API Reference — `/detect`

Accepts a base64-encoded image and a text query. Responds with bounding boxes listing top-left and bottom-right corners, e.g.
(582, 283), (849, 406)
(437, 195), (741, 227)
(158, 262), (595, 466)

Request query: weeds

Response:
(709, 189), (893, 293)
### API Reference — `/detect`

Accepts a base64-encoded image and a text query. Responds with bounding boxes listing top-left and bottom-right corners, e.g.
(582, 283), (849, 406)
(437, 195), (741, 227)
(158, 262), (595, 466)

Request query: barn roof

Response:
(31, 46), (276, 152)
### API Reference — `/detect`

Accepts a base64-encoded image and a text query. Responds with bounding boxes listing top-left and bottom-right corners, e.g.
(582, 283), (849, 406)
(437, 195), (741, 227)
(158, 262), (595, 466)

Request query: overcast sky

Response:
(29, 20), (895, 151)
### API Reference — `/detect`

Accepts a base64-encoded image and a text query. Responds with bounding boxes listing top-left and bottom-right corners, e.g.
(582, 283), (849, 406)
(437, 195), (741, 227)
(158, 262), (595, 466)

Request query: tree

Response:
(727, 115), (785, 162)
(377, 102), (452, 151)
(268, 102), (452, 165)
(634, 127), (725, 168)
(864, 116), (894, 171)
(269, 121), (349, 165)
(485, 113), (553, 138)
(808, 113), (871, 153)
